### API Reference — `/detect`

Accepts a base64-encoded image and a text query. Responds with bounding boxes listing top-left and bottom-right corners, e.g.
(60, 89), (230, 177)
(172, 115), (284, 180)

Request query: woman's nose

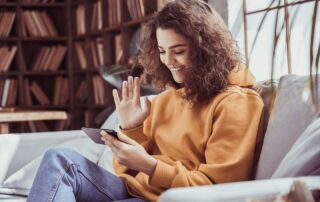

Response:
(164, 54), (175, 66)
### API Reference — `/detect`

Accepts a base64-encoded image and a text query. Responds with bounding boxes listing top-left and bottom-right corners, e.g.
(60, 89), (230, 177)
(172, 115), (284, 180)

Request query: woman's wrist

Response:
(144, 156), (158, 176)
(119, 124), (142, 131)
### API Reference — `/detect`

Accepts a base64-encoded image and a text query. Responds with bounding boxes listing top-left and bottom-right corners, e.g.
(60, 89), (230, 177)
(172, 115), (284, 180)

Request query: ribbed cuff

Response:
(118, 124), (145, 143)
(149, 160), (176, 188)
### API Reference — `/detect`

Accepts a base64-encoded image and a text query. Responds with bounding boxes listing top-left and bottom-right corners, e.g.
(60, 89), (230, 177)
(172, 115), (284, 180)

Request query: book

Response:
(115, 34), (123, 64)
(76, 80), (87, 103)
(0, 46), (17, 72)
(0, 12), (16, 37)
(1, 79), (10, 107)
(42, 46), (57, 71)
(40, 11), (58, 36)
(7, 79), (17, 106)
(34, 121), (50, 131)
(76, 5), (86, 34)
(22, 11), (39, 37)
(2, 46), (17, 72)
(27, 121), (37, 132)
(30, 81), (50, 105)
(60, 77), (69, 104)
(55, 115), (70, 131)
(91, 2), (98, 31)
(90, 40), (99, 68)
(75, 42), (88, 70)
(49, 45), (67, 71)
(24, 79), (32, 105)
(96, 38), (104, 67)
(53, 76), (63, 105)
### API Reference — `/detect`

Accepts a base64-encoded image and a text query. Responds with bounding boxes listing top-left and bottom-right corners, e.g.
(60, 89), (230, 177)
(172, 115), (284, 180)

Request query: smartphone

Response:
(81, 127), (118, 144)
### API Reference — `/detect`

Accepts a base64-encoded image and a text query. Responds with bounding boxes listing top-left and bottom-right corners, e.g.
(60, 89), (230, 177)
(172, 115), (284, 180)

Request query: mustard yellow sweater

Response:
(114, 65), (264, 202)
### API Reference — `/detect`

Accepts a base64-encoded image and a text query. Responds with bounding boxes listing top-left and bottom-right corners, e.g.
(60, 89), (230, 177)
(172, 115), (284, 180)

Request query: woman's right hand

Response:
(112, 76), (151, 130)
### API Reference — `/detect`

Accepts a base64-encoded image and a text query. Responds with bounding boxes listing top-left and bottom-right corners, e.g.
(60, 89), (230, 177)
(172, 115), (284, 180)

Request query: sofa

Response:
(0, 74), (319, 202)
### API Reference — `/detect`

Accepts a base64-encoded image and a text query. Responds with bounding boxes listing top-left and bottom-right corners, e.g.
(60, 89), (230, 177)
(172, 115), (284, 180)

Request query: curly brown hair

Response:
(138, 0), (240, 105)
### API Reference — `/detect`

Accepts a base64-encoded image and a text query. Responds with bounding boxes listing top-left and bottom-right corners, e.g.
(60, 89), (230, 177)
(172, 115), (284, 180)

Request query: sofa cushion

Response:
(255, 74), (320, 179)
(252, 80), (278, 136)
(0, 131), (84, 185)
(100, 110), (118, 130)
(0, 194), (26, 202)
(272, 117), (320, 178)
(1, 136), (105, 196)
(250, 80), (278, 178)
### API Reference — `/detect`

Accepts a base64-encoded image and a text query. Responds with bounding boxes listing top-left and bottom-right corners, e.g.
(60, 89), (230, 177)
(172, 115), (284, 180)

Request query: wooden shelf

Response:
(74, 104), (89, 108)
(21, 105), (70, 110)
(0, 37), (18, 41)
(0, 72), (19, 76)
(89, 105), (109, 109)
(0, 110), (67, 122)
(21, 37), (68, 42)
(0, 3), (17, 7)
(19, 2), (68, 7)
(72, 69), (87, 74)
(23, 71), (68, 76)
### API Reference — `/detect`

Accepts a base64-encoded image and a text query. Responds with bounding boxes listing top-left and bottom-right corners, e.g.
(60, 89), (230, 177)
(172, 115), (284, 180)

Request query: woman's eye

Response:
(159, 51), (165, 55)
(174, 51), (185, 55)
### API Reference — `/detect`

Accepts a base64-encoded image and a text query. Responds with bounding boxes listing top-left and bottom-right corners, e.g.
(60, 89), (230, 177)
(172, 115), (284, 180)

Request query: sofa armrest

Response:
(158, 176), (320, 202)
(0, 130), (85, 184)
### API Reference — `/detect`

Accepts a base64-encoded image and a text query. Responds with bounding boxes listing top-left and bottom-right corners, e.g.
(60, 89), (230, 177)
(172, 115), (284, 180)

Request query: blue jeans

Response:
(27, 148), (147, 202)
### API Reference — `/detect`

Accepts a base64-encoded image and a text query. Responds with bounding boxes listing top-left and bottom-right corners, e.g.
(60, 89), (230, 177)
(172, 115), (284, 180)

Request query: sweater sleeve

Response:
(118, 125), (150, 149)
(149, 92), (264, 189)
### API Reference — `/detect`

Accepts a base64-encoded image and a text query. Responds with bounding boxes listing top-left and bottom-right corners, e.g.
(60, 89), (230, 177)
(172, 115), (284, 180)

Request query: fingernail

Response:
(100, 130), (106, 135)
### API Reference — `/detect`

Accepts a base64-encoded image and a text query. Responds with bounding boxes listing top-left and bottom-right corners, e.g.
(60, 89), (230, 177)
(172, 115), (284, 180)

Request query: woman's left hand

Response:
(101, 131), (157, 176)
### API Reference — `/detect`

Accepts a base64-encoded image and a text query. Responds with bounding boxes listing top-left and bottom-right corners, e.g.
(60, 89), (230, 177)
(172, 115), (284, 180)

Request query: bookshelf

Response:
(0, 0), (160, 133)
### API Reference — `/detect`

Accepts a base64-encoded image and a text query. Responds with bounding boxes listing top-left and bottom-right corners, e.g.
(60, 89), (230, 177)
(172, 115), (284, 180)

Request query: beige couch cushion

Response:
(272, 117), (320, 177)
(255, 74), (320, 179)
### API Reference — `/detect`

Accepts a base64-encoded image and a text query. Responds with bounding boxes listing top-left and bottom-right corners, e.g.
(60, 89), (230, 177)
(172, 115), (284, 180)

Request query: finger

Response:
(112, 89), (120, 108)
(143, 96), (152, 115)
(101, 136), (107, 144)
(100, 132), (110, 145)
(128, 76), (134, 99)
(101, 136), (118, 154)
(122, 81), (128, 100)
(133, 77), (141, 105)
(117, 132), (139, 146)
(101, 131), (123, 150)
(109, 144), (119, 155)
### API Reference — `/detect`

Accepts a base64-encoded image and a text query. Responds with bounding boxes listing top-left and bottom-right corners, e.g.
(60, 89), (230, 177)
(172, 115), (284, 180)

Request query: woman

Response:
(27, 0), (264, 202)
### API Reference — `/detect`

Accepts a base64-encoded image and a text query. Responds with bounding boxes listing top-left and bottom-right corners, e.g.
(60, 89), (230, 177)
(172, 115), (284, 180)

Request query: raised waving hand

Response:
(112, 76), (151, 130)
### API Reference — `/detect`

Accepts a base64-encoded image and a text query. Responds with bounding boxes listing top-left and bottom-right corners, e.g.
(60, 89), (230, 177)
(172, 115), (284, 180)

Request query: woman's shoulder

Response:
(212, 85), (263, 106)
(224, 85), (261, 96)
(153, 88), (179, 100)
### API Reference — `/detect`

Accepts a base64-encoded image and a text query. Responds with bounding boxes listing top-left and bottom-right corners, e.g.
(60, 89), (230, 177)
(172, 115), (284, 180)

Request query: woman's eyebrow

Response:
(158, 44), (188, 49)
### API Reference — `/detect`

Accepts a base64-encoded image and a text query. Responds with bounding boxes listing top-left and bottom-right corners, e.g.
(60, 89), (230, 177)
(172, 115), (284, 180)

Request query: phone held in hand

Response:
(81, 127), (118, 144)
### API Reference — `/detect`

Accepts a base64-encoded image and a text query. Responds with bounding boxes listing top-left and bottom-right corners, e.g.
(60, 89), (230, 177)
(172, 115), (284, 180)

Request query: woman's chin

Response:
(173, 77), (185, 84)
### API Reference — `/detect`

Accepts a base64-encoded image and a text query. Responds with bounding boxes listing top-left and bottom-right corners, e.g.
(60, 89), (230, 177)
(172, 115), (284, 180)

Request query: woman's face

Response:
(156, 28), (192, 84)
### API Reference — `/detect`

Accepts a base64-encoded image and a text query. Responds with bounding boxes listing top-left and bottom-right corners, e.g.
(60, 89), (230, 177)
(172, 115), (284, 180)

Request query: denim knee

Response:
(43, 148), (79, 164)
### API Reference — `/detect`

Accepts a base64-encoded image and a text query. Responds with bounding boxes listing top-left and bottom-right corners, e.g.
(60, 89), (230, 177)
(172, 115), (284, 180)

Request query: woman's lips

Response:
(170, 66), (185, 72)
